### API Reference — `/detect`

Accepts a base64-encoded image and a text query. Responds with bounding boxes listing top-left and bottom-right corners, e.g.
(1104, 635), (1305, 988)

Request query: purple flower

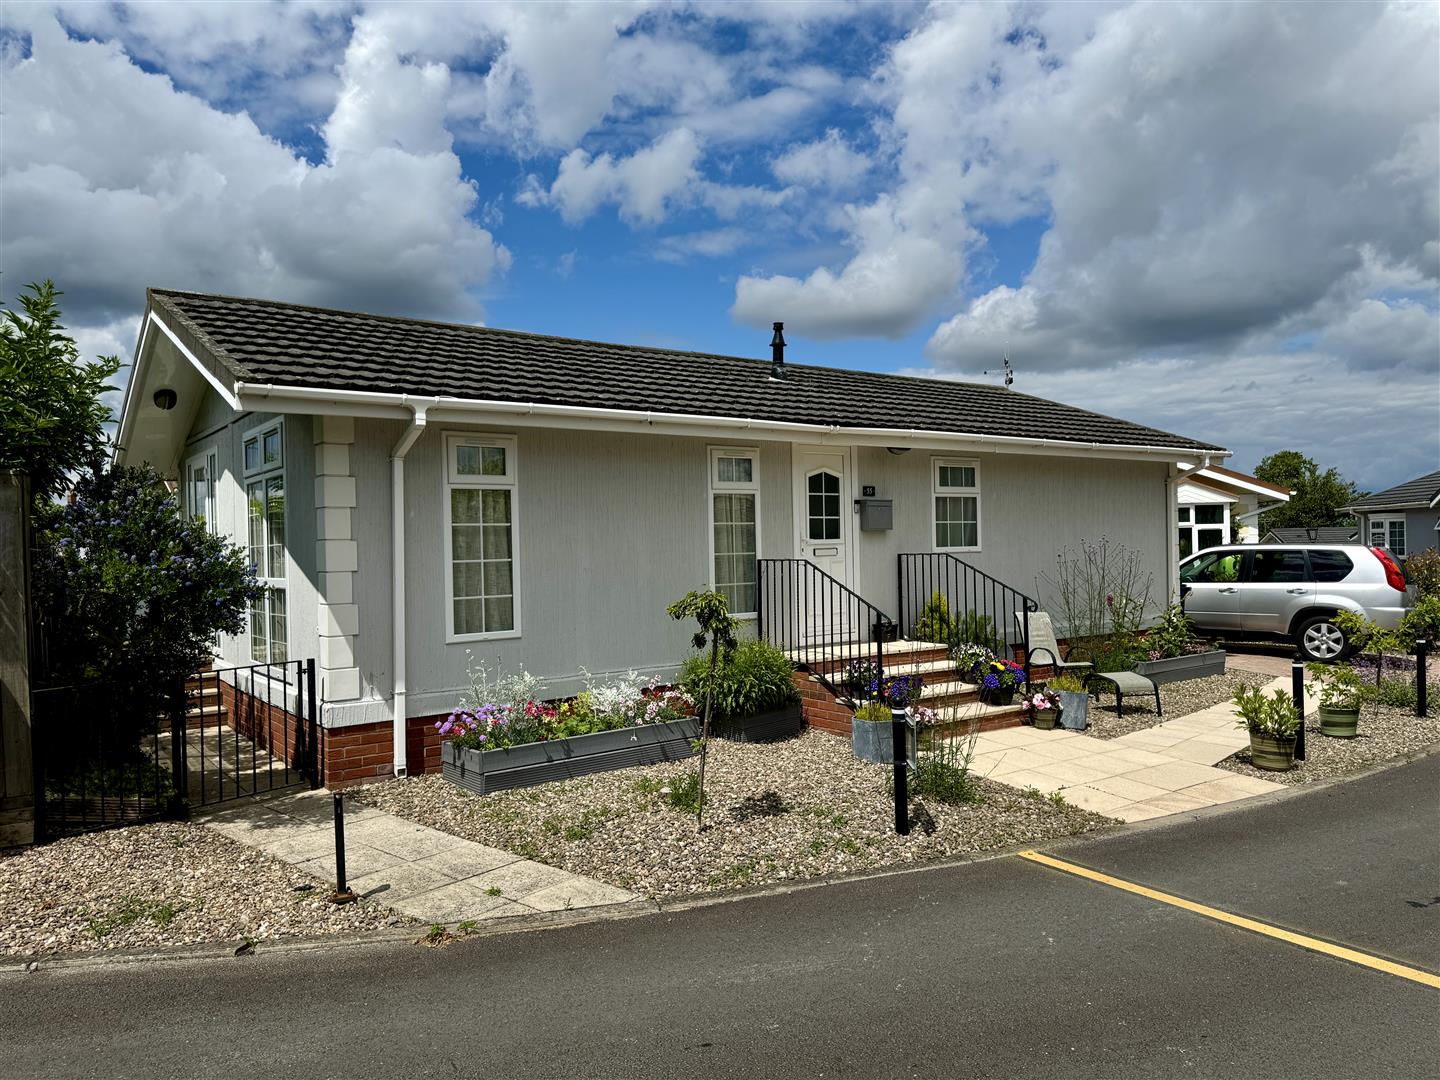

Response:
(982, 672), (1000, 690)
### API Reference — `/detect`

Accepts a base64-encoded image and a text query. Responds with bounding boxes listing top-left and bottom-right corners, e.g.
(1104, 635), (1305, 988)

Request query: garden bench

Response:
(1089, 670), (1162, 717)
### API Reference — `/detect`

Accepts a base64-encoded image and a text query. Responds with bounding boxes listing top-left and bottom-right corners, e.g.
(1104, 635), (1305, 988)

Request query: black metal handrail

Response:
(897, 554), (1040, 686)
(757, 558), (895, 696)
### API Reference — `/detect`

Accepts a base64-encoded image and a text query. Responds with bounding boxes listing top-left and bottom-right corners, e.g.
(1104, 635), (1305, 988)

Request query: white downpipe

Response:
(389, 403), (433, 777)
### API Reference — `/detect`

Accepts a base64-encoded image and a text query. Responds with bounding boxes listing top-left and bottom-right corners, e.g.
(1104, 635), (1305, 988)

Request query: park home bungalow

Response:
(117, 290), (1226, 786)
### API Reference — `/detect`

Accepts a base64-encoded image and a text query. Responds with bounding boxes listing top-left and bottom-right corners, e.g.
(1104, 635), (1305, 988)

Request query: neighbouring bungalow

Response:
(117, 290), (1226, 786)
(1175, 463), (1290, 554)
(1340, 469), (1440, 560)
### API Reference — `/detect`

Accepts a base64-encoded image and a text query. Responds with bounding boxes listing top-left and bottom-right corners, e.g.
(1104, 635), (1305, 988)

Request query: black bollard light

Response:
(1418, 640), (1429, 719)
(333, 793), (348, 895)
(891, 708), (910, 836)
(1292, 655), (1306, 762)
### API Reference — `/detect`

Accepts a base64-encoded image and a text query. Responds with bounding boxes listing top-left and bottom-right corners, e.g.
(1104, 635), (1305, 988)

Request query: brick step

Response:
(798, 640), (953, 679)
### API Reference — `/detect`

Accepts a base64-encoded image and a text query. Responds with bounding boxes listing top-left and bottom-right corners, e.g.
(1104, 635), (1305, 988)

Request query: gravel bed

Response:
(0, 821), (413, 959)
(1084, 672), (1253, 740)
(1217, 704), (1440, 786)
(356, 731), (1113, 900)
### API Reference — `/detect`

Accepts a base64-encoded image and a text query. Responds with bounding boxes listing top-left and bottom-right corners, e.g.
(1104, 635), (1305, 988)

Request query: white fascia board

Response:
(235, 382), (1227, 465)
(1194, 467), (1291, 502)
(114, 313), (155, 465)
(147, 310), (242, 410)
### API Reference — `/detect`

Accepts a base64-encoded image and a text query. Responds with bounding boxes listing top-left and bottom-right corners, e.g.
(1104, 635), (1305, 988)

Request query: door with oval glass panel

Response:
(794, 449), (852, 643)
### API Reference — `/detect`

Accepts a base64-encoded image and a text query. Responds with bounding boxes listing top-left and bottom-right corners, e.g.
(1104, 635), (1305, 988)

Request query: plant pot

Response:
(1056, 691), (1089, 731)
(1032, 708), (1059, 730)
(1132, 650), (1228, 686)
(1248, 731), (1296, 771)
(851, 717), (894, 764)
(712, 703), (805, 743)
(1318, 706), (1360, 739)
(979, 685), (1016, 706)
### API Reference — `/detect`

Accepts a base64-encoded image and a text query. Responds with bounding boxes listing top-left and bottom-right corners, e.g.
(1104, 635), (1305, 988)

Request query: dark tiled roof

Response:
(148, 289), (1225, 453)
(1341, 469), (1440, 512)
(1261, 527), (1360, 544)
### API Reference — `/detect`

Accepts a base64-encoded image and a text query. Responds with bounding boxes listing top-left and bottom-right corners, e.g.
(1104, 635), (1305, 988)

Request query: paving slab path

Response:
(202, 790), (640, 923)
(966, 675), (1305, 822)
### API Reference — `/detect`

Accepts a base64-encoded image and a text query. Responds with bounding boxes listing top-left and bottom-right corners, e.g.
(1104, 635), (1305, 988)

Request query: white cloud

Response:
(1, 13), (509, 328)
(536, 127), (703, 225)
(655, 227), (751, 263)
(771, 129), (872, 191)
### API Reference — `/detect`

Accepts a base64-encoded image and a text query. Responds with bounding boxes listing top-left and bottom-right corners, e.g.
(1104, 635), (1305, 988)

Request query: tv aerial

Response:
(984, 352), (1014, 387)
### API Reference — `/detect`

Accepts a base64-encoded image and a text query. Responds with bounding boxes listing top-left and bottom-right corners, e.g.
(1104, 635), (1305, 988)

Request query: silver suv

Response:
(1178, 544), (1410, 661)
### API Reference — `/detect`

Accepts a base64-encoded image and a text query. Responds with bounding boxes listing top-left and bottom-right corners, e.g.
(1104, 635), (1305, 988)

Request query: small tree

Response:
(666, 589), (738, 830)
(0, 281), (120, 502)
(32, 463), (263, 751)
(1254, 450), (1363, 534)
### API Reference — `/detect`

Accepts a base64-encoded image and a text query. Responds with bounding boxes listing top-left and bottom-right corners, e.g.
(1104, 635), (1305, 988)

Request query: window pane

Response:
(717, 456), (753, 484)
(1178, 530), (1194, 559)
(1178, 507), (1192, 522)
(244, 438), (259, 472)
(808, 493), (824, 518)
(452, 489), (482, 524)
(262, 429), (280, 464)
(452, 525), (484, 559)
(454, 598), (484, 636)
(1197, 528), (1224, 551)
(453, 562), (484, 598)
(482, 560), (513, 596)
(1308, 550), (1353, 583)
(484, 597), (514, 633)
(265, 475), (285, 579)
(1389, 521), (1406, 556)
(481, 489), (511, 524)
(482, 525), (512, 560)
(269, 588), (287, 663)
(935, 496), (978, 548)
(1369, 520), (1386, 544)
(1251, 551), (1307, 583)
(247, 482), (264, 574)
(938, 465), (975, 489)
(1195, 505), (1225, 525)
(250, 600), (267, 663)
(456, 444), (508, 476)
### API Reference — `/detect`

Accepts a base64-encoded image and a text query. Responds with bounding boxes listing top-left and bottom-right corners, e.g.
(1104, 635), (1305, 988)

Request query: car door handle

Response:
(1286, 588), (1308, 594)
(1218, 588), (1238, 594)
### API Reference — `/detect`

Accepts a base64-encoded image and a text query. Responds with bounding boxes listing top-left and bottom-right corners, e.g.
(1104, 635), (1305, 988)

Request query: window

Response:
(1250, 550), (1308, 583)
(933, 459), (980, 550)
(709, 447), (760, 615)
(243, 422), (286, 663)
(1177, 501), (1230, 558)
(1180, 549), (1243, 584)
(1307, 550), (1354, 583)
(806, 470), (841, 541)
(446, 434), (518, 639)
(185, 449), (217, 532)
(1368, 517), (1406, 557)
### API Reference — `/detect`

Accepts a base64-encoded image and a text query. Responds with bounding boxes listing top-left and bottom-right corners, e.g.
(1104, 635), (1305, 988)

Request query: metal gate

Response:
(32, 658), (321, 841)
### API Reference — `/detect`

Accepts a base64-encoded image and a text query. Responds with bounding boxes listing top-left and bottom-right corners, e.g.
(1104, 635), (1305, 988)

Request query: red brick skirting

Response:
(221, 679), (315, 775)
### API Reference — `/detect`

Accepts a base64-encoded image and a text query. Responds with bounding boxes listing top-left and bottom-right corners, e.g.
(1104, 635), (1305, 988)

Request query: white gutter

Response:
(389, 401), (434, 777)
(237, 382), (1228, 465)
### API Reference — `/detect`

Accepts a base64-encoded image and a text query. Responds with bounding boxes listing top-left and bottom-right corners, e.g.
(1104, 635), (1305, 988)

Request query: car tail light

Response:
(1370, 546), (1407, 593)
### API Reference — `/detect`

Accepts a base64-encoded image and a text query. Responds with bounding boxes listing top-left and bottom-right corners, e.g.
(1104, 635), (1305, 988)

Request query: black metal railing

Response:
(31, 658), (319, 840)
(897, 553), (1039, 684)
(757, 559), (896, 695)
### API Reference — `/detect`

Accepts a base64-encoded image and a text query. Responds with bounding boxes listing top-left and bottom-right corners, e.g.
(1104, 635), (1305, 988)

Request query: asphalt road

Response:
(4, 752), (1437, 1080)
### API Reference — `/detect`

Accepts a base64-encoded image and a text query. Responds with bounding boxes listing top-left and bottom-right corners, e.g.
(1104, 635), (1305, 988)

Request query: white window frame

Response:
(443, 432), (521, 643)
(185, 447), (218, 533)
(931, 457), (981, 553)
(1368, 516), (1406, 557)
(242, 419), (287, 664)
(707, 445), (762, 618)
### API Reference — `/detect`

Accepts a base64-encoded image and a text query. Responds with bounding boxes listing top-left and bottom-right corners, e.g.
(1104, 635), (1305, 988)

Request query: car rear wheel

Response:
(1296, 615), (1349, 661)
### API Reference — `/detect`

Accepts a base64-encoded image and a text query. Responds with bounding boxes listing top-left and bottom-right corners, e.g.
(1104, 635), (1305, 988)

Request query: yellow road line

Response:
(1017, 850), (1440, 990)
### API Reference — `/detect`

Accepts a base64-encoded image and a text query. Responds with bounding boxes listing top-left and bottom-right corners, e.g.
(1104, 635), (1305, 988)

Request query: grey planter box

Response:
(441, 717), (702, 796)
(713, 703), (804, 743)
(1057, 690), (1090, 731)
(1132, 650), (1227, 686)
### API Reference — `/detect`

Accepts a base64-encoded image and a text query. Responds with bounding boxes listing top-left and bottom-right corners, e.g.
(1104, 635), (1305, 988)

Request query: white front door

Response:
(795, 448), (853, 640)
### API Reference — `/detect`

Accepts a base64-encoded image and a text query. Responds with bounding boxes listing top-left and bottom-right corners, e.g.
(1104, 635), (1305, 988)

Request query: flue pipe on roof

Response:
(770, 322), (786, 379)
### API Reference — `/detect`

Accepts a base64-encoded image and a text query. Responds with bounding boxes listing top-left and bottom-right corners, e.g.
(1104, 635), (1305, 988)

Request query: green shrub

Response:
(913, 591), (954, 644)
(1048, 673), (1088, 693)
(1403, 549), (1440, 599)
(911, 733), (982, 805)
(1377, 677), (1418, 709)
(1397, 594), (1440, 652)
(853, 701), (891, 723)
(678, 638), (798, 720)
(1233, 684), (1301, 738)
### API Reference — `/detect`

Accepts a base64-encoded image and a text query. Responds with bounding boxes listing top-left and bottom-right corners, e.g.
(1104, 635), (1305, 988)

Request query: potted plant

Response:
(976, 659), (1025, 705)
(1233, 684), (1301, 771)
(1048, 673), (1090, 730)
(951, 642), (995, 684)
(1024, 688), (1063, 730)
(680, 638), (804, 742)
(850, 701), (894, 763)
(839, 657), (879, 700)
(1132, 604), (1227, 684)
(1307, 662), (1364, 738)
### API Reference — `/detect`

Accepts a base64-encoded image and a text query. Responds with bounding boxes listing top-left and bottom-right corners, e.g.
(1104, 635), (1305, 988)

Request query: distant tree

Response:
(1254, 451), (1364, 533)
(0, 281), (120, 502)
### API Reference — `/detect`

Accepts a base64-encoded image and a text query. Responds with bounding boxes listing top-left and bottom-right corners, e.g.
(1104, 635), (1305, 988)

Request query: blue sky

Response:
(2, 1), (1437, 490)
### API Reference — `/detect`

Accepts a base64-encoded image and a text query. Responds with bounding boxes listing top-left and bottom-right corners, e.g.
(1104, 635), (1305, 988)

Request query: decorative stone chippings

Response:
(1218, 703), (1440, 786)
